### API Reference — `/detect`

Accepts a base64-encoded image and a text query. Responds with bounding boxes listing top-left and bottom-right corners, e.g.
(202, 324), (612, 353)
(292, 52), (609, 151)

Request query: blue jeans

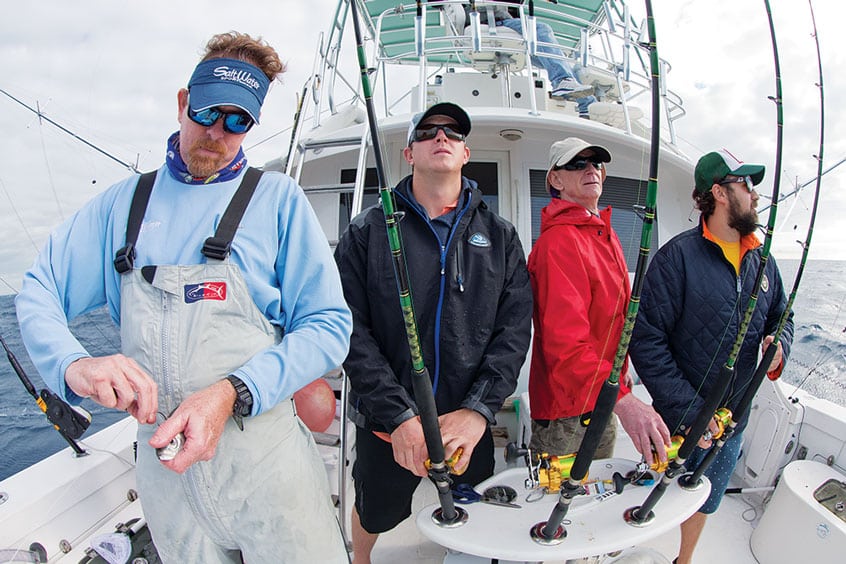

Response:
(498, 18), (594, 115)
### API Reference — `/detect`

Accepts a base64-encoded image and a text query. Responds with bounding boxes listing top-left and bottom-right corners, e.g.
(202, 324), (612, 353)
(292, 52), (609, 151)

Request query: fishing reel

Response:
(503, 408), (734, 491)
(505, 441), (629, 495)
(38, 388), (91, 440)
(505, 442), (577, 492)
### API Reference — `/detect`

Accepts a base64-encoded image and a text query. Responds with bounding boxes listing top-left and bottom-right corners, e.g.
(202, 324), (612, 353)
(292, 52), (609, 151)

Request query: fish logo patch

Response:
(761, 274), (769, 293)
(468, 232), (491, 248)
(184, 282), (227, 303)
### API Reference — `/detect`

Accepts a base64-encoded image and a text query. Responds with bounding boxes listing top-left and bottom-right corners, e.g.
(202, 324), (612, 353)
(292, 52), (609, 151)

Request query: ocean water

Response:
(1, 259), (845, 481)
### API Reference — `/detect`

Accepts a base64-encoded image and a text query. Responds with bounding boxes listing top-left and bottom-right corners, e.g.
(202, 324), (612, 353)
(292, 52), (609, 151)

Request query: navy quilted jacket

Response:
(629, 221), (793, 435)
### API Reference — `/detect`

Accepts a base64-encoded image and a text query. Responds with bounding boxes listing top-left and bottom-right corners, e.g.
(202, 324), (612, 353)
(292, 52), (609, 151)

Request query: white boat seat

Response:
(462, 25), (526, 72)
(577, 66), (630, 102)
(460, 3), (527, 74)
(588, 101), (644, 129)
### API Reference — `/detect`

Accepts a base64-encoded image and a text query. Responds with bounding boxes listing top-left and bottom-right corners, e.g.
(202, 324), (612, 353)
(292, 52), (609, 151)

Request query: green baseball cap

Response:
(694, 149), (766, 193)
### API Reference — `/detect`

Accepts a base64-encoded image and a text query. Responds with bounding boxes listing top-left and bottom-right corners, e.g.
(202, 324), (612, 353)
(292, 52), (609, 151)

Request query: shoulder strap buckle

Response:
(201, 237), (231, 261)
(201, 167), (264, 261)
(113, 243), (136, 274)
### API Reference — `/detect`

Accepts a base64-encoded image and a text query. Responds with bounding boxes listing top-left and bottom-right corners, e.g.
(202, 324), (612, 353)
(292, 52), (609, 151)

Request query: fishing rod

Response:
(1, 334), (90, 456)
(0, 87), (139, 173)
(686, 0), (824, 486)
(627, 0), (787, 524)
(530, 0), (663, 544)
(347, 0), (462, 526)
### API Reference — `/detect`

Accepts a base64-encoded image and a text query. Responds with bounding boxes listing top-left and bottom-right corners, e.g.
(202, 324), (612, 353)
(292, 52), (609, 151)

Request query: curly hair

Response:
(200, 31), (286, 82)
(692, 186), (717, 219)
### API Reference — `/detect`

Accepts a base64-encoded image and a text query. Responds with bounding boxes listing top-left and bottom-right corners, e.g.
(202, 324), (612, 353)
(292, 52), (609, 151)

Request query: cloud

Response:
(1, 0), (844, 294)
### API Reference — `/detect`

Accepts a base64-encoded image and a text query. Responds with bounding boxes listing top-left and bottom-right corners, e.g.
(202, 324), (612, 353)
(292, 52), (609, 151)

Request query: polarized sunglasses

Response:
(188, 107), (254, 134)
(412, 124), (466, 143)
(556, 157), (605, 171)
(719, 175), (754, 193)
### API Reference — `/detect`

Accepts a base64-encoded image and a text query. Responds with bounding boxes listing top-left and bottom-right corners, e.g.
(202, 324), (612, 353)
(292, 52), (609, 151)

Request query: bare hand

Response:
(149, 379), (236, 474)
(390, 416), (429, 477)
(696, 417), (720, 449)
(438, 408), (487, 474)
(614, 393), (671, 466)
(65, 354), (158, 424)
(762, 336), (784, 372)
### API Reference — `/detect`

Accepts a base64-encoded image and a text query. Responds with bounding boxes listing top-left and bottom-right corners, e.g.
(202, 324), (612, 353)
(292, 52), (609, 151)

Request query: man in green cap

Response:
(629, 149), (793, 564)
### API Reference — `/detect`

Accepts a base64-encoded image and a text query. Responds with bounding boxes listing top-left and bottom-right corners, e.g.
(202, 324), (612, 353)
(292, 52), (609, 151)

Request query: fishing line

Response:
(31, 102), (66, 220)
(0, 276), (19, 295)
(682, 0), (796, 486)
(0, 175), (41, 253)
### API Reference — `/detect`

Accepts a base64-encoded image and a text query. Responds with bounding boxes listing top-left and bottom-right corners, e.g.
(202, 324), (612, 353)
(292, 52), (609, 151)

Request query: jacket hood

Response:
(540, 198), (606, 233)
(394, 175), (483, 216)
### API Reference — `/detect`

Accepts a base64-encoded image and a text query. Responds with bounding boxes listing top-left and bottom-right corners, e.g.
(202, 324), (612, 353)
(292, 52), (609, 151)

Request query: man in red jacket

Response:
(527, 137), (669, 464)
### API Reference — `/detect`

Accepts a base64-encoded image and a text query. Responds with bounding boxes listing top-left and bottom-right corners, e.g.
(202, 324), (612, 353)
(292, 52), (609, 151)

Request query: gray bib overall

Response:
(118, 171), (346, 563)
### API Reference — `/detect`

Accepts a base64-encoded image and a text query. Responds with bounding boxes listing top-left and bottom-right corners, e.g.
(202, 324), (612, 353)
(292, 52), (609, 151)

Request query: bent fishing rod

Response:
(348, 0), (461, 525)
(627, 0), (787, 524)
(1, 334), (90, 456)
(531, 0), (663, 544)
(687, 0), (823, 486)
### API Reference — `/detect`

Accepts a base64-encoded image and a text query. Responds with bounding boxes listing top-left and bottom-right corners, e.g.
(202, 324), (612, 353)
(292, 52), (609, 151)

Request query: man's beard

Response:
(728, 193), (759, 236)
(185, 139), (228, 178)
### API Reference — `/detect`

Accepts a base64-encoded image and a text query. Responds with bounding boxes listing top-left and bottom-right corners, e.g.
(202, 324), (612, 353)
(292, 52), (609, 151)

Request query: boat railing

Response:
(355, 0), (685, 144)
(282, 0), (688, 222)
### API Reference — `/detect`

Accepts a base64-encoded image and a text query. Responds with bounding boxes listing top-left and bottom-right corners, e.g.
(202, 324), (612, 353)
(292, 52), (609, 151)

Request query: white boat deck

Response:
(359, 414), (762, 564)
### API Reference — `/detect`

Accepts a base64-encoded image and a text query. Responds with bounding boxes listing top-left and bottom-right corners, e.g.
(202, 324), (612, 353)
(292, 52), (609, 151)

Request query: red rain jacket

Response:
(528, 198), (632, 420)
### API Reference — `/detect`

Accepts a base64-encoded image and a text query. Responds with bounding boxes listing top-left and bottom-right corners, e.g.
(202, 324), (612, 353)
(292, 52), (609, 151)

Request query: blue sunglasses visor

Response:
(188, 107), (254, 134)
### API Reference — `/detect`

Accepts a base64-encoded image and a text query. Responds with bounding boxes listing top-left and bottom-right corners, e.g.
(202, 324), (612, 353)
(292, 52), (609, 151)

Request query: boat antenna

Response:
(347, 0), (464, 526)
(686, 0), (825, 485)
(530, 0), (663, 543)
(628, 0), (787, 523)
(0, 333), (90, 456)
(0, 87), (139, 173)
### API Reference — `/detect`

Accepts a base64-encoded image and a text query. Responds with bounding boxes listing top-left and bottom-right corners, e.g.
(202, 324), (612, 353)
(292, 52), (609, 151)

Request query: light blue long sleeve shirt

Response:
(15, 165), (352, 415)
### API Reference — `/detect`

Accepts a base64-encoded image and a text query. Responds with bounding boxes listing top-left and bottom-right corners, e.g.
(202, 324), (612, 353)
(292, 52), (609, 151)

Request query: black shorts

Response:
(352, 424), (494, 533)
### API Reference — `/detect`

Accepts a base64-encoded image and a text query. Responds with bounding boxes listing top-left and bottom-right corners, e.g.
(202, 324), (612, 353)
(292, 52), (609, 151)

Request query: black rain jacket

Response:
(334, 175), (532, 434)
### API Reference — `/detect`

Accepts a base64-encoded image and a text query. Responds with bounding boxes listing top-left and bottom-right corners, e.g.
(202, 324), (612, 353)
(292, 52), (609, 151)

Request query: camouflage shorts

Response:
(528, 414), (616, 458)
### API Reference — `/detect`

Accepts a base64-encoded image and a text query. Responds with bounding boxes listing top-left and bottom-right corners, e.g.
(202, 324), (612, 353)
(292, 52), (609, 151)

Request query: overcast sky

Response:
(1, 0), (844, 294)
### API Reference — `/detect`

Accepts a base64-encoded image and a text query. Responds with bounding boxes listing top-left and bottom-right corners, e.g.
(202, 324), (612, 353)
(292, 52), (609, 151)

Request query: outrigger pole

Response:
(626, 0), (786, 525)
(347, 0), (463, 526)
(0, 87), (139, 173)
(530, 0), (663, 544)
(1, 334), (90, 456)
(686, 0), (823, 485)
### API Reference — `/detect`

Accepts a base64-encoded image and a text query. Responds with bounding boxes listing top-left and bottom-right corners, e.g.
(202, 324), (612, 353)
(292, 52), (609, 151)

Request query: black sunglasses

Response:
(556, 157), (605, 172)
(412, 124), (466, 143)
(188, 106), (254, 134)
(719, 175), (754, 193)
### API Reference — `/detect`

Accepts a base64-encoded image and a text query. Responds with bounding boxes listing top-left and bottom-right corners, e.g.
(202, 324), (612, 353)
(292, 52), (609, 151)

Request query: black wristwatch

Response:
(226, 375), (253, 431)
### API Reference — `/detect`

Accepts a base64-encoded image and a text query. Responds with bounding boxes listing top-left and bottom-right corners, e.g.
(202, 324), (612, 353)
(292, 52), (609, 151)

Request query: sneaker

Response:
(551, 78), (594, 99)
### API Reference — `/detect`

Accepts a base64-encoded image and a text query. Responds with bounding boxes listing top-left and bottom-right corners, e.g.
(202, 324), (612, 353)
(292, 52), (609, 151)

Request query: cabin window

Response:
(339, 168), (380, 236)
(338, 163), (500, 235)
(529, 169), (656, 271)
(461, 161), (499, 215)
